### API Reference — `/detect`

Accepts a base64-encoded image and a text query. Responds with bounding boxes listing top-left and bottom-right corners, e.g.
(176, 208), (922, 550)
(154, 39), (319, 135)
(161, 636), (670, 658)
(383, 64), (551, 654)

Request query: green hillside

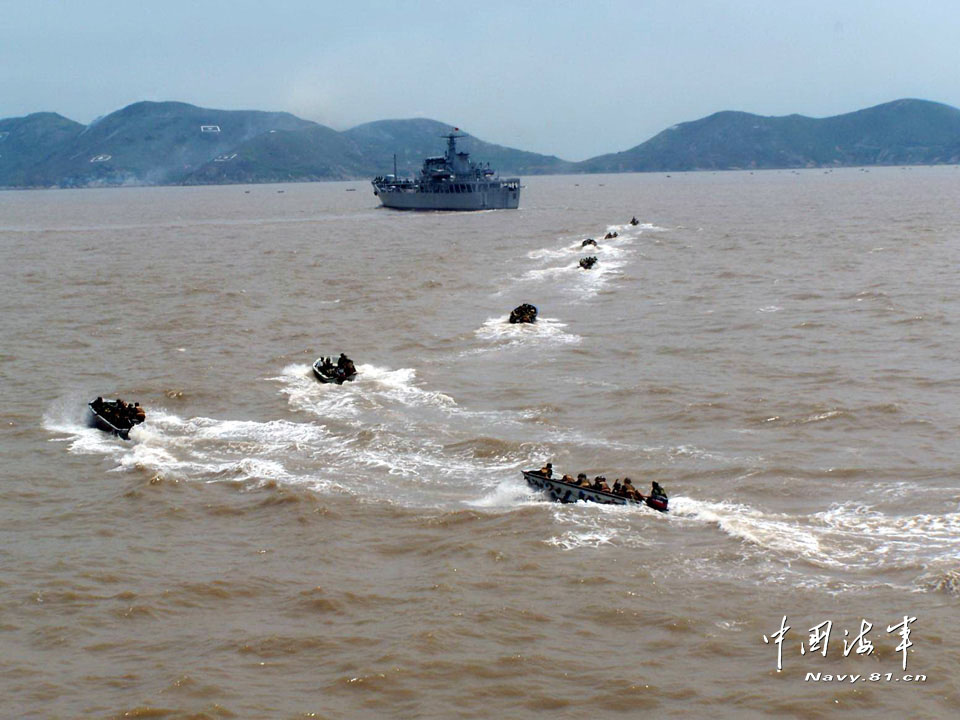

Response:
(36, 101), (317, 186)
(344, 119), (574, 176)
(578, 99), (960, 172)
(0, 112), (85, 187)
(2, 98), (959, 188)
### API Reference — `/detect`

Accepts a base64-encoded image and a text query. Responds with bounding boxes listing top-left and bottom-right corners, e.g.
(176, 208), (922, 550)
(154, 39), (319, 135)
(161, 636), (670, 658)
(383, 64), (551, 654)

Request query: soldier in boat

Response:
(650, 480), (668, 500)
(622, 478), (641, 500)
(593, 476), (611, 492)
(108, 398), (126, 424)
(537, 462), (553, 478)
(337, 353), (357, 376)
(575, 473), (590, 487)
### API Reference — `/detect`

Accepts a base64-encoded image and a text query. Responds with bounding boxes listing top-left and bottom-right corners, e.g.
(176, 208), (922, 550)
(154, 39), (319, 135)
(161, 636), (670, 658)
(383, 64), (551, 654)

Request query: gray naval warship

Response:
(372, 131), (520, 210)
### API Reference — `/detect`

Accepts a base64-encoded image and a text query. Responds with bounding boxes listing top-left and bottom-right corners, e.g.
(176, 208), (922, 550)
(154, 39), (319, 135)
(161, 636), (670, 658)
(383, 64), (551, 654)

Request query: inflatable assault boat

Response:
(312, 358), (357, 384)
(522, 470), (668, 512)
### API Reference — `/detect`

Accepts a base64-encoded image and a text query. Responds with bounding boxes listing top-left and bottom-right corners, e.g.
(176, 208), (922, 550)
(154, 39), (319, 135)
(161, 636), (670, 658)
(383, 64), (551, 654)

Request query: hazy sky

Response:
(2, 0), (959, 160)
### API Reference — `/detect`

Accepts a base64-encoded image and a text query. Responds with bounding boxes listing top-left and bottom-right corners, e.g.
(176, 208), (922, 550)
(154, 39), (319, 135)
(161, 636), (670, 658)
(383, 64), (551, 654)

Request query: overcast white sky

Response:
(2, 0), (959, 160)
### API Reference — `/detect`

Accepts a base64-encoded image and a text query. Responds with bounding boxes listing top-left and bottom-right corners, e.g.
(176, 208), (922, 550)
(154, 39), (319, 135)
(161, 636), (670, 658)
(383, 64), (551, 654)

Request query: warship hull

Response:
(372, 131), (520, 211)
(374, 184), (519, 211)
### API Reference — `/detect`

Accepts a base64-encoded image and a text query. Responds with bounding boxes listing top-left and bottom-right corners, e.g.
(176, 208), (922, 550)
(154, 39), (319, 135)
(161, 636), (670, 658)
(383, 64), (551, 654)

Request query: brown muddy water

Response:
(2, 169), (959, 718)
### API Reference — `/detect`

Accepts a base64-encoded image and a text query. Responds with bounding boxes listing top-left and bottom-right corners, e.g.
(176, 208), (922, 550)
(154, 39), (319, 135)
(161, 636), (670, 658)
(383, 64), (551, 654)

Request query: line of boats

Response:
(86, 138), (669, 511)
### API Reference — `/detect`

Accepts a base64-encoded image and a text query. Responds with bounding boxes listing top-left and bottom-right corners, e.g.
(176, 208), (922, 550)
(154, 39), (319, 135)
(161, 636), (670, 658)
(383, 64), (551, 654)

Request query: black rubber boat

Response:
(88, 399), (143, 440)
(522, 470), (668, 512)
(312, 358), (357, 384)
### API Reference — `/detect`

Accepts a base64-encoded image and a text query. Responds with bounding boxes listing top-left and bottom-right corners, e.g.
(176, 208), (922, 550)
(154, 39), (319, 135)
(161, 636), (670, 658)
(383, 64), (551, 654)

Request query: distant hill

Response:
(0, 112), (84, 186)
(183, 124), (366, 184)
(184, 117), (572, 183)
(2, 98), (959, 188)
(343, 119), (574, 176)
(11, 101), (317, 187)
(578, 99), (960, 172)
(0, 101), (566, 187)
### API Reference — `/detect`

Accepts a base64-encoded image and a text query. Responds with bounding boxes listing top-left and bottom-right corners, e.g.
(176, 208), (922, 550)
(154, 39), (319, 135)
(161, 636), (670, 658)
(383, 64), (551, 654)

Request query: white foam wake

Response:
(272, 363), (457, 421)
(473, 315), (581, 347)
(467, 479), (541, 509)
(544, 502), (658, 550)
(45, 402), (333, 489)
(670, 497), (960, 572)
(517, 227), (638, 298)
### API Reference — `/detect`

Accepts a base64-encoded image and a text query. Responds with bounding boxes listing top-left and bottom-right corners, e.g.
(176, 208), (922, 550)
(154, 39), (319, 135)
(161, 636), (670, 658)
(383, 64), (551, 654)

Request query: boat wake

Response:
(44, 401), (130, 458)
(46, 389), (956, 593)
(46, 404), (336, 489)
(47, 401), (524, 504)
(273, 363), (457, 421)
(271, 364), (548, 493)
(531, 486), (960, 592)
(471, 315), (581, 349)
(544, 502), (661, 550)
(515, 223), (644, 298)
(669, 496), (960, 580)
(465, 479), (541, 509)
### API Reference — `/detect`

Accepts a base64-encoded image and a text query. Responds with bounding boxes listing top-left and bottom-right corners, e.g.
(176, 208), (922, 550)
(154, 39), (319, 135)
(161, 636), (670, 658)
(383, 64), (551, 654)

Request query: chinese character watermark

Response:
(887, 616), (917, 671)
(762, 616), (918, 674)
(800, 620), (832, 657)
(762, 615), (791, 672)
(842, 619), (875, 657)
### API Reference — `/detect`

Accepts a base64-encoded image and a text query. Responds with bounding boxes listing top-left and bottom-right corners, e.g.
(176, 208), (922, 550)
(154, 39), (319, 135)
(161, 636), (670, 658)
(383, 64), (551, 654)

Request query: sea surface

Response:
(2, 168), (959, 718)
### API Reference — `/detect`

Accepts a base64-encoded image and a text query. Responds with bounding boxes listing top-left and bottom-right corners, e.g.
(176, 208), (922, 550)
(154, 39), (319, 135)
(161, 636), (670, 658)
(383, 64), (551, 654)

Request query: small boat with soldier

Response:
(522, 469), (669, 512)
(88, 397), (145, 440)
(312, 354), (358, 384)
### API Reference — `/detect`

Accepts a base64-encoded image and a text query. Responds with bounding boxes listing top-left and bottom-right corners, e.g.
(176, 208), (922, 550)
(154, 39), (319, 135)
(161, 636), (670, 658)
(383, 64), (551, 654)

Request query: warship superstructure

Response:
(372, 132), (520, 210)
